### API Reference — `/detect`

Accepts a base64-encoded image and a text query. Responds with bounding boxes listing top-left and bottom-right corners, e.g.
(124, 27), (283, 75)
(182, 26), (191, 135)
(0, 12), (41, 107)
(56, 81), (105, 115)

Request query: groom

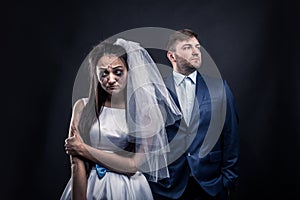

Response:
(149, 29), (240, 200)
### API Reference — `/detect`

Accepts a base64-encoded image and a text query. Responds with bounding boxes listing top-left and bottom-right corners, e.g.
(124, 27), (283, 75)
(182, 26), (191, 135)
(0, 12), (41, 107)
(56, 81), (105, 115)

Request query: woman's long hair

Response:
(78, 41), (128, 145)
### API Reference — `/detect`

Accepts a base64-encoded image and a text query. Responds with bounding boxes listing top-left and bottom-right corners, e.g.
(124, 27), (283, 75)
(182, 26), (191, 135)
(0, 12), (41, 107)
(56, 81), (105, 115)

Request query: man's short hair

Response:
(166, 29), (198, 52)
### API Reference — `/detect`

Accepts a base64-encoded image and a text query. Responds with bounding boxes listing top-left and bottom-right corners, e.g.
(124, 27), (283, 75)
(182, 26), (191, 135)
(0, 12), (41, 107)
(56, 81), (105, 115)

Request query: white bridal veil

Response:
(114, 38), (181, 181)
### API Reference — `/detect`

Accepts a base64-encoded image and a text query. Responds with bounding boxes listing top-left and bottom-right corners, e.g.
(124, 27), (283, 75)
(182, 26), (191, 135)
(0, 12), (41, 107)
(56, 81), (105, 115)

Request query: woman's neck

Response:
(105, 93), (126, 108)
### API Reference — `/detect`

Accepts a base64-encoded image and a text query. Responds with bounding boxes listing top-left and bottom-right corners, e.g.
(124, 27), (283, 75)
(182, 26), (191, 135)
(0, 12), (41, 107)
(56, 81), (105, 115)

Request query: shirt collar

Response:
(188, 70), (197, 84)
(173, 70), (197, 86)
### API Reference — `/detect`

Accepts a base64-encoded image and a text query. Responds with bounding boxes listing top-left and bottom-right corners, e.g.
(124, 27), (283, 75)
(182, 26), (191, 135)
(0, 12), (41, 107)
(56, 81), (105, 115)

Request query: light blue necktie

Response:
(180, 76), (193, 125)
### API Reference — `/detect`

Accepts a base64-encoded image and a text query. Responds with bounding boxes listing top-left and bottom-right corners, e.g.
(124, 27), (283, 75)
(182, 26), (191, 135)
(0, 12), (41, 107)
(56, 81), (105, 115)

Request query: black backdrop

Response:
(4, 0), (300, 199)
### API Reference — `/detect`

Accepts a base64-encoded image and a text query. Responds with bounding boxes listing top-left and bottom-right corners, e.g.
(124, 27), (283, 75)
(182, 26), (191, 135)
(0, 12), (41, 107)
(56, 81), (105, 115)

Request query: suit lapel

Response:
(164, 74), (181, 111)
(189, 72), (207, 125)
(195, 72), (206, 106)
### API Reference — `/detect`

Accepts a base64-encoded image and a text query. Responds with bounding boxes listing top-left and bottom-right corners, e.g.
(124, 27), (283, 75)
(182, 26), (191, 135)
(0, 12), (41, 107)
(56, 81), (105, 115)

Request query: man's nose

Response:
(192, 47), (199, 55)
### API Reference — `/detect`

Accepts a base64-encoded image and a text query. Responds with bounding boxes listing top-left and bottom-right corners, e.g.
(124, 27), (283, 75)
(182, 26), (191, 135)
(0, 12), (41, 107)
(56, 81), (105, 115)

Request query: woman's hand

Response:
(65, 125), (86, 157)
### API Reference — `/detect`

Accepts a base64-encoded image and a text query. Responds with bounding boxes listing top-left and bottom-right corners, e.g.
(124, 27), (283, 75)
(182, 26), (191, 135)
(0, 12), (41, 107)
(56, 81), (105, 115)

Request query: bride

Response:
(60, 38), (181, 200)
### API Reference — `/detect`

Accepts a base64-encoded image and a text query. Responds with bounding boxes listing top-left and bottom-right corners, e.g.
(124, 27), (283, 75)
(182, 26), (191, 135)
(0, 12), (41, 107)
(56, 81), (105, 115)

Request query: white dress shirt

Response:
(173, 70), (197, 125)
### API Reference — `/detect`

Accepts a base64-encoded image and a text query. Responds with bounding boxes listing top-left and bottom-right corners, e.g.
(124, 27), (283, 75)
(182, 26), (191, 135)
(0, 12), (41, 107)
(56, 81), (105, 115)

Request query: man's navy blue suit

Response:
(149, 72), (239, 199)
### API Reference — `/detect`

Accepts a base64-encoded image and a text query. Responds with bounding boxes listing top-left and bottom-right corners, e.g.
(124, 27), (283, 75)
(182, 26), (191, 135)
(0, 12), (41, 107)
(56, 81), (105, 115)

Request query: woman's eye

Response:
(114, 70), (123, 76)
(101, 71), (108, 77)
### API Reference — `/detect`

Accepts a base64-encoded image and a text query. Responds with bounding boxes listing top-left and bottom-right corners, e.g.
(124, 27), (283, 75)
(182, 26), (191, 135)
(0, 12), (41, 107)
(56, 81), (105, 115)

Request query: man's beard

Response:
(175, 56), (200, 74)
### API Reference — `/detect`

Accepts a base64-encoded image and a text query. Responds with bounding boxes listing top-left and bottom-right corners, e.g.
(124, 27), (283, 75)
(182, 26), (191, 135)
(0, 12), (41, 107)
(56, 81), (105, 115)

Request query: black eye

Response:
(100, 70), (108, 77)
(114, 69), (123, 76)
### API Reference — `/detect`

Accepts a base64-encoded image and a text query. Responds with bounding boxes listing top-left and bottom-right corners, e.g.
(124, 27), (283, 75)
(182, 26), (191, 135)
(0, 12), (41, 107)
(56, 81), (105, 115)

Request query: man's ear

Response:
(167, 51), (176, 62)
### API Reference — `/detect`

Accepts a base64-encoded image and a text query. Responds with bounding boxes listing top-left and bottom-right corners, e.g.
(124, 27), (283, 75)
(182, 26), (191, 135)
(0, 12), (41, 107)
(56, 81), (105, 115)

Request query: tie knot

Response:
(185, 76), (194, 84)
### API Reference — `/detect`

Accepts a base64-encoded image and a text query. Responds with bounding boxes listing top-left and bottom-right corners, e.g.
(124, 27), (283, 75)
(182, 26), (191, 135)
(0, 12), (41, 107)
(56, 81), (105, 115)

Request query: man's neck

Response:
(173, 67), (196, 76)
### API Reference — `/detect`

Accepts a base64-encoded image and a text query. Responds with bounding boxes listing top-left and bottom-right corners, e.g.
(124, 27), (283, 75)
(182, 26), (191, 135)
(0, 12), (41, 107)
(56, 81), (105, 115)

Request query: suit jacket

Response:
(149, 72), (239, 198)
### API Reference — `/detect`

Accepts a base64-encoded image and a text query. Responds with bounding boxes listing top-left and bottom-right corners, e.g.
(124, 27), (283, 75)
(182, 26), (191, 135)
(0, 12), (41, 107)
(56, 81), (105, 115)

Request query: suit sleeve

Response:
(221, 80), (240, 189)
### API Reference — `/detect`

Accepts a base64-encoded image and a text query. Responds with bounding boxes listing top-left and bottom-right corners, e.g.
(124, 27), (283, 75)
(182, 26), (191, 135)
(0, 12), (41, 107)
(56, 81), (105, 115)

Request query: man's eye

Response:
(183, 46), (191, 50)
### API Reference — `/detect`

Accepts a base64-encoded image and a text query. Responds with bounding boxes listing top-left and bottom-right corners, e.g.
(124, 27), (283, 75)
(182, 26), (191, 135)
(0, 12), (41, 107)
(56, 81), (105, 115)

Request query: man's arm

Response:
(221, 80), (240, 190)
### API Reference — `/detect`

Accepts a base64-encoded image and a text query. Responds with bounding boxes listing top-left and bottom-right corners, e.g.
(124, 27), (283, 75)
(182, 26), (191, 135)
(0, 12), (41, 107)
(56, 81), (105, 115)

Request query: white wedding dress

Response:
(60, 99), (153, 200)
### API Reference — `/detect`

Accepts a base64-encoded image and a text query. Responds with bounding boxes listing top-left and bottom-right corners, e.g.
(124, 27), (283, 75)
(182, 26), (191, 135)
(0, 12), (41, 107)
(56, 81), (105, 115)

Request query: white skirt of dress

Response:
(60, 169), (154, 200)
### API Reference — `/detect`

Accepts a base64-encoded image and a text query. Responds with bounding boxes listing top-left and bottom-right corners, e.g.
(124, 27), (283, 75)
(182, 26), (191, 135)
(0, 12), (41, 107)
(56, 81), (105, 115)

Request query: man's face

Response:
(173, 37), (202, 73)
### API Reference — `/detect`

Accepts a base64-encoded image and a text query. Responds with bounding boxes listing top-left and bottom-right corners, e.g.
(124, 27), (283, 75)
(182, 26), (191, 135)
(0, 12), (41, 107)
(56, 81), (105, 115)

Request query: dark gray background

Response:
(3, 0), (299, 199)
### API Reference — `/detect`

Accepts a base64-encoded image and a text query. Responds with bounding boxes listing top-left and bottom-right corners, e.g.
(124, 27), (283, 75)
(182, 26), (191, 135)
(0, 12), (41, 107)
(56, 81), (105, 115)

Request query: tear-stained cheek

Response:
(119, 75), (126, 83)
(99, 77), (106, 85)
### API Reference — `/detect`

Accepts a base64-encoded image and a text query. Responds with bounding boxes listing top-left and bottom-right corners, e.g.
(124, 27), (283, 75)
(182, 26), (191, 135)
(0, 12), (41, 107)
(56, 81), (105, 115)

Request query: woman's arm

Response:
(66, 126), (139, 174)
(65, 99), (87, 200)
(65, 111), (166, 179)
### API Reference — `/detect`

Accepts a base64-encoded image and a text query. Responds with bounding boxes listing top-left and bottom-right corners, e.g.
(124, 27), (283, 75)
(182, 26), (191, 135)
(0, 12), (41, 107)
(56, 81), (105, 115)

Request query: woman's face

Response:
(96, 54), (128, 95)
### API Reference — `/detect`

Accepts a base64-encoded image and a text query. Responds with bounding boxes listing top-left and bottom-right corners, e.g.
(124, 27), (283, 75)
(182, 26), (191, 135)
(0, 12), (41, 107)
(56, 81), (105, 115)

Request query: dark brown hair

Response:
(166, 29), (198, 52)
(78, 41), (128, 145)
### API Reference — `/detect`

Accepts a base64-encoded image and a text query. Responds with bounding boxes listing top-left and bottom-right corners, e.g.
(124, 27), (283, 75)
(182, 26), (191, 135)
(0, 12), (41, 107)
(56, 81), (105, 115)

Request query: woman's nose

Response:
(107, 74), (116, 85)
